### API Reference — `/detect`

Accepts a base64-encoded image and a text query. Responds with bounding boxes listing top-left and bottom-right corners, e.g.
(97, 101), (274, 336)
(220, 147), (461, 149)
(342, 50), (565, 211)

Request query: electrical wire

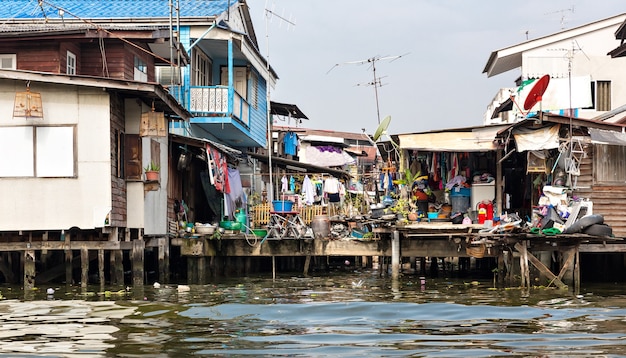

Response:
(39, 0), (177, 66)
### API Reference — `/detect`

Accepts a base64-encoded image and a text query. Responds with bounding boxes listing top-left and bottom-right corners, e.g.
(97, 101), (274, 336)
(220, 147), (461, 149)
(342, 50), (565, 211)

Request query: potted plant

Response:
(144, 161), (160, 181)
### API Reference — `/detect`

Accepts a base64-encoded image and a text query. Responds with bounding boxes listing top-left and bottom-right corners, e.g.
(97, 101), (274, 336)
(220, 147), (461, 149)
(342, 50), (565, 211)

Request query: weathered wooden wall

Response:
(573, 147), (626, 238)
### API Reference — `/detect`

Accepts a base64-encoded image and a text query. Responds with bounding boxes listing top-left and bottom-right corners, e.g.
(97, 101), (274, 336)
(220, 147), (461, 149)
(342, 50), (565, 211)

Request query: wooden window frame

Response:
(66, 51), (76, 75)
(0, 54), (16, 70)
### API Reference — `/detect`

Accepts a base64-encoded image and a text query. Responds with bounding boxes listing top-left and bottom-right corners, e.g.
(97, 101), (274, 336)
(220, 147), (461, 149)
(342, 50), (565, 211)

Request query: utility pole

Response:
(263, 2), (295, 203)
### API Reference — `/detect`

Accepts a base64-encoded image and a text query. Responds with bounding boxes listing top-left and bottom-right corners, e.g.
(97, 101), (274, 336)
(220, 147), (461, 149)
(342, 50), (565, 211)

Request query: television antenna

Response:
(263, 1), (295, 203)
(545, 6), (575, 30)
(327, 53), (408, 124)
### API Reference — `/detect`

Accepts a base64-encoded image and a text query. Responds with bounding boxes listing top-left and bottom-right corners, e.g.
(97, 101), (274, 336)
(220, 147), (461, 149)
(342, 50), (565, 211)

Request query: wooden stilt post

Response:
(391, 230), (400, 279)
(197, 257), (206, 284)
(80, 246), (89, 287)
(516, 242), (569, 290)
(64, 230), (72, 285)
(518, 241), (530, 289)
(41, 231), (49, 267)
(110, 250), (124, 286)
(24, 249), (35, 291)
(574, 246), (580, 294)
(272, 256), (276, 280)
(132, 240), (145, 287)
(187, 257), (197, 284)
(158, 238), (170, 283)
(98, 249), (105, 287)
(303, 255), (311, 276)
(497, 252), (505, 286)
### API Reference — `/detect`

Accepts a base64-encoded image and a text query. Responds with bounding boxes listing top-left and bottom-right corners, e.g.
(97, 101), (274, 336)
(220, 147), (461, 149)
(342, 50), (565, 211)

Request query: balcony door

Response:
(221, 66), (248, 100)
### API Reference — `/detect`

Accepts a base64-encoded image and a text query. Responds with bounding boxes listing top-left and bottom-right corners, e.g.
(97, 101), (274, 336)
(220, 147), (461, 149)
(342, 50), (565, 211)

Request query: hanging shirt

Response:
(323, 177), (340, 194)
(281, 175), (288, 192)
(302, 175), (316, 205)
(284, 131), (298, 156)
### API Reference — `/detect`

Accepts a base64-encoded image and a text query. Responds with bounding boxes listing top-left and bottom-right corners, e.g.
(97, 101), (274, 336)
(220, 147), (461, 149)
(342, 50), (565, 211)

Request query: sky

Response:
(247, 0), (625, 136)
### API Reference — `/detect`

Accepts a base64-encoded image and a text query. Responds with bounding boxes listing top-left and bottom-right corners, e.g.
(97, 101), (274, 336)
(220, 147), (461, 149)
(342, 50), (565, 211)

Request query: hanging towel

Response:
(281, 175), (288, 192)
(302, 175), (316, 205)
(225, 168), (245, 219)
(432, 153), (440, 182)
(207, 144), (227, 192)
(289, 176), (295, 192)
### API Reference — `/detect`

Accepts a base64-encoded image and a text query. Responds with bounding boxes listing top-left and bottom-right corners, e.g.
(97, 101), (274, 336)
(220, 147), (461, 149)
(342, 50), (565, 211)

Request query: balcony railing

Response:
(168, 85), (249, 127)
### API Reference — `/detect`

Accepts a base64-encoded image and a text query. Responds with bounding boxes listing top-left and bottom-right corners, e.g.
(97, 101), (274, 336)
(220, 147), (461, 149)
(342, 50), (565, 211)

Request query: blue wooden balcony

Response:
(168, 85), (266, 148)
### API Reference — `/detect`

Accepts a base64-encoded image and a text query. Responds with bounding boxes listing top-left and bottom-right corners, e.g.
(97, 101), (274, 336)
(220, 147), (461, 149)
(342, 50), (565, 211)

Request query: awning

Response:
(513, 125), (560, 152)
(246, 151), (351, 179)
(170, 133), (240, 158)
(589, 127), (626, 146)
(398, 125), (506, 152)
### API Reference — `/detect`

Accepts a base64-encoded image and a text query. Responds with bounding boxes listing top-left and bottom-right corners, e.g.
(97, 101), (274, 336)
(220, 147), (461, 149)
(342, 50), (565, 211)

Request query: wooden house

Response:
(0, 0), (276, 285)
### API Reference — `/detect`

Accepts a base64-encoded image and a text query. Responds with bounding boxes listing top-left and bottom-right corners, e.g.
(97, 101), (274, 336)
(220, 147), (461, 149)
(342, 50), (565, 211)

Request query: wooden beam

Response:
(547, 249), (575, 288)
(515, 242), (568, 289)
(0, 241), (126, 251)
(579, 243), (626, 253)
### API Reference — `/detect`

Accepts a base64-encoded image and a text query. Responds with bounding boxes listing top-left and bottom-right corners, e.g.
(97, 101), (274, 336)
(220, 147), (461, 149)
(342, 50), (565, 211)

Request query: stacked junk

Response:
(528, 184), (612, 237)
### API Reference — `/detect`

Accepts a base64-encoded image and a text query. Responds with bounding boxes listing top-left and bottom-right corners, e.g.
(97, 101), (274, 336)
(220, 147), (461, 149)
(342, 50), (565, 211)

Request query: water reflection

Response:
(0, 273), (626, 356)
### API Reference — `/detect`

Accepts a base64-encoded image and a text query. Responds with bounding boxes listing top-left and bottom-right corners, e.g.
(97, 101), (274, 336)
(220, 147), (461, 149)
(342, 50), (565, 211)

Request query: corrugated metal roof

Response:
(0, 0), (232, 20)
(0, 23), (162, 34)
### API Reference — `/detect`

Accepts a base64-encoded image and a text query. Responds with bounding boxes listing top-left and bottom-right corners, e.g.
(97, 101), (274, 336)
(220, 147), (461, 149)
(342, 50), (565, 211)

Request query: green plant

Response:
(390, 198), (411, 218)
(144, 161), (160, 172)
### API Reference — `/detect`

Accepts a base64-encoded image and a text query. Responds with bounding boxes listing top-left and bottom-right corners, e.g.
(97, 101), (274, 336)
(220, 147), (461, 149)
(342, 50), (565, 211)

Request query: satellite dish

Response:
(523, 74), (550, 111)
(373, 115), (392, 142)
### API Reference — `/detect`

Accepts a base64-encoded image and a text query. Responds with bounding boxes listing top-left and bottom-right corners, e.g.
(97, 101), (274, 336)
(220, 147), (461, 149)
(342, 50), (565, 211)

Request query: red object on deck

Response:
(477, 200), (493, 224)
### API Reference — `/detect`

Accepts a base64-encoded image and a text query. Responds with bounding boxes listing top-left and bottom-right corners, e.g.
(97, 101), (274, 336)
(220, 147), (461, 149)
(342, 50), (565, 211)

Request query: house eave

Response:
(484, 13), (626, 78)
(0, 69), (191, 120)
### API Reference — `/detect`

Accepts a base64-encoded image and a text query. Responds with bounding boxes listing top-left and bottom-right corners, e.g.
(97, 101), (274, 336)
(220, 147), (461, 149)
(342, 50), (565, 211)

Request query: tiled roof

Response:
(0, 0), (232, 20)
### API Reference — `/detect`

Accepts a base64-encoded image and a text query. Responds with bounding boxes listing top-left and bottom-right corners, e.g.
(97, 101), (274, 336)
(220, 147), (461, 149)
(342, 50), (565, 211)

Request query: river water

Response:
(2, 270), (626, 357)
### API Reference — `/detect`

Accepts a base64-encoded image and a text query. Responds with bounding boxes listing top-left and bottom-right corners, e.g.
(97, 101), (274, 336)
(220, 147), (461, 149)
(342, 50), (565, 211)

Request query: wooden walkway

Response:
(174, 221), (624, 292)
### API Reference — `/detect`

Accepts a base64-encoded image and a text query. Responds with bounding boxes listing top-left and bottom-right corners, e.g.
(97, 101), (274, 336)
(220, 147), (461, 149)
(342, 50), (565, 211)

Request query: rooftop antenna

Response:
(545, 6), (575, 30)
(546, 39), (589, 188)
(327, 53), (408, 125)
(263, 1), (295, 204)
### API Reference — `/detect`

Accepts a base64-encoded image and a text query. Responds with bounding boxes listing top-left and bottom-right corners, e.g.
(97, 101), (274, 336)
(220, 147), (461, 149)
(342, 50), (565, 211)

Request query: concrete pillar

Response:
(391, 230), (400, 279)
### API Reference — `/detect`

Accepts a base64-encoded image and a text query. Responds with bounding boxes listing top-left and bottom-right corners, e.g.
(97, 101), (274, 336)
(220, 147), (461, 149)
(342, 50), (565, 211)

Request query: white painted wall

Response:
(522, 26), (626, 119)
(0, 82), (112, 231)
(486, 22), (626, 124)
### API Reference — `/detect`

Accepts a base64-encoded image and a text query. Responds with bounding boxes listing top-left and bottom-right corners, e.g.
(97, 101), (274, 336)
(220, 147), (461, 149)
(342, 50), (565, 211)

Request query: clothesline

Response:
(254, 171), (341, 177)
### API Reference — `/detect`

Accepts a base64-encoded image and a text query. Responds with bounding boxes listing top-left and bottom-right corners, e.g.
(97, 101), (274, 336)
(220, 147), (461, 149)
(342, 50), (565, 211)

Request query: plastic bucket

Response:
(272, 200), (294, 212)
(450, 195), (470, 213)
